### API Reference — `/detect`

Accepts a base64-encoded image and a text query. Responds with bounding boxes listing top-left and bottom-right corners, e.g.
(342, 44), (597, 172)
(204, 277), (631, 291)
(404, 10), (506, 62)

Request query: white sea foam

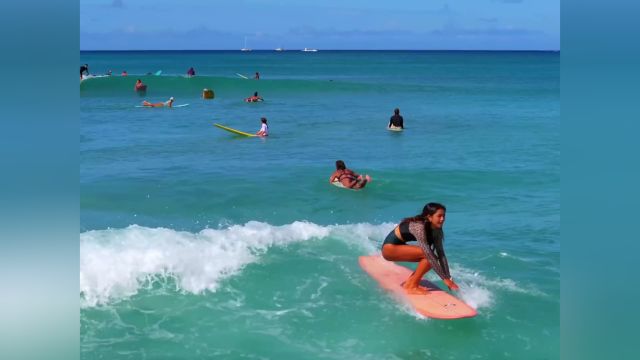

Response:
(443, 265), (547, 310)
(80, 221), (539, 309)
(80, 221), (392, 307)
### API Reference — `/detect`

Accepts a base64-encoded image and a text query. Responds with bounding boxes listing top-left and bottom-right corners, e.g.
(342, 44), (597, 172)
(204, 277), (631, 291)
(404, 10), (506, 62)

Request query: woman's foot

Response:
(365, 175), (372, 182)
(404, 285), (429, 295)
(401, 281), (429, 295)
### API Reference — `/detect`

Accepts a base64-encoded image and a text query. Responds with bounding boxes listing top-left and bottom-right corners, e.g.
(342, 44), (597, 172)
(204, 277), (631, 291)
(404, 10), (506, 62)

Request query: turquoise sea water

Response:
(80, 51), (559, 359)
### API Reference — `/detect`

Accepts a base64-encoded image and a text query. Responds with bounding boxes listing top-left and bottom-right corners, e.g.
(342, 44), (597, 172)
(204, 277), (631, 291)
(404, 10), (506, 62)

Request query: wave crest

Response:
(80, 221), (390, 307)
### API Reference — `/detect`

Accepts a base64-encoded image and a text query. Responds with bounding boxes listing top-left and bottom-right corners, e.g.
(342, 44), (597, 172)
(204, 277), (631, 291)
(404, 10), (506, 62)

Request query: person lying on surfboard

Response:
(142, 97), (174, 108)
(256, 117), (269, 136)
(245, 91), (263, 102)
(381, 202), (459, 295)
(329, 160), (371, 189)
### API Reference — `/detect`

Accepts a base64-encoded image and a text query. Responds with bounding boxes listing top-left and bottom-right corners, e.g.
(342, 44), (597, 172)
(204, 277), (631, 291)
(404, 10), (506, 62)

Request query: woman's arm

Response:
(432, 234), (452, 280)
(329, 171), (339, 182)
(410, 223), (452, 281)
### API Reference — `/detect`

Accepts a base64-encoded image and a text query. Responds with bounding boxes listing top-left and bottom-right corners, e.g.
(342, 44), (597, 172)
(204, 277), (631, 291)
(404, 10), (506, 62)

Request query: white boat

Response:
(241, 37), (252, 52)
(275, 47), (284, 52)
(302, 48), (318, 52)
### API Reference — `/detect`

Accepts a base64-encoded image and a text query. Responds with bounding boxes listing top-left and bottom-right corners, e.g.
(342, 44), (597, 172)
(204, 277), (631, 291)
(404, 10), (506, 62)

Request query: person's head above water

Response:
(394, 108), (400, 115)
(335, 160), (346, 170)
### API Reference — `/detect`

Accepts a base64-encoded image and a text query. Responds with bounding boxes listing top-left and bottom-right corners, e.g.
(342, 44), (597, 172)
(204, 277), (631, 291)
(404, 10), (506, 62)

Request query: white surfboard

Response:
(331, 176), (371, 191)
(135, 104), (190, 108)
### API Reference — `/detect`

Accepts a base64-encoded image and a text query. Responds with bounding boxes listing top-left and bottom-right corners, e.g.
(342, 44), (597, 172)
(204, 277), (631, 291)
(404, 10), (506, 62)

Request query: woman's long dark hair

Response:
(400, 202), (446, 245)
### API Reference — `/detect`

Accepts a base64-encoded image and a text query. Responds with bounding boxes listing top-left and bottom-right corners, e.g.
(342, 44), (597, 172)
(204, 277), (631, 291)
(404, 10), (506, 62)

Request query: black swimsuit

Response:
(383, 222), (412, 245)
(381, 221), (452, 280)
(389, 114), (404, 128)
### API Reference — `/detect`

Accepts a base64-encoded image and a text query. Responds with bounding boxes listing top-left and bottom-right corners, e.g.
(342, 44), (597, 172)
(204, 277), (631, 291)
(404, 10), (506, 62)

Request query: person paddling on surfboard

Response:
(389, 108), (404, 129)
(329, 160), (371, 189)
(245, 91), (263, 102)
(381, 203), (459, 295)
(256, 117), (269, 136)
(142, 97), (174, 108)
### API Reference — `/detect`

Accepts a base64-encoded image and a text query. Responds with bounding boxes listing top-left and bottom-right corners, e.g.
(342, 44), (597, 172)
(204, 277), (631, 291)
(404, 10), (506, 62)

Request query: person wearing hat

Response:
(142, 97), (174, 107)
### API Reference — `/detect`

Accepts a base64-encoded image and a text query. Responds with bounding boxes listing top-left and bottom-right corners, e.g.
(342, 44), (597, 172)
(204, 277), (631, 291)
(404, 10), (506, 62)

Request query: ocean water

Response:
(80, 51), (559, 359)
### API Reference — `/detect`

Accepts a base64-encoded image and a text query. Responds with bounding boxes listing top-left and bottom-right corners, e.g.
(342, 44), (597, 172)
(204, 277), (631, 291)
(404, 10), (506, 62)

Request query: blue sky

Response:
(80, 0), (559, 50)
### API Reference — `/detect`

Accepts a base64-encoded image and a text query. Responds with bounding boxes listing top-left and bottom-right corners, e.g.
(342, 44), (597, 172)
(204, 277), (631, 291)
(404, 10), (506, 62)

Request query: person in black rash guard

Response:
(80, 64), (89, 80)
(381, 202), (460, 294)
(389, 108), (404, 129)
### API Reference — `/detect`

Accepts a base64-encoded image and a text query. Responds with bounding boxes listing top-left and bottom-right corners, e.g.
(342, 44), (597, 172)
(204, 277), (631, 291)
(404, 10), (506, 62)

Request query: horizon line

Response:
(81, 49), (560, 52)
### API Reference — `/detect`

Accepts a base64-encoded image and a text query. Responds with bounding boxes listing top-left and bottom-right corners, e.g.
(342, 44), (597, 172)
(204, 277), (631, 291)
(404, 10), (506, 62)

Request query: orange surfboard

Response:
(359, 255), (477, 319)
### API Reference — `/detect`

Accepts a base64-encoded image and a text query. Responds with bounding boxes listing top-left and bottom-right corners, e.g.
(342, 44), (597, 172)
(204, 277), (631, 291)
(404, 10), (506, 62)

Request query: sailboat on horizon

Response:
(241, 37), (252, 52)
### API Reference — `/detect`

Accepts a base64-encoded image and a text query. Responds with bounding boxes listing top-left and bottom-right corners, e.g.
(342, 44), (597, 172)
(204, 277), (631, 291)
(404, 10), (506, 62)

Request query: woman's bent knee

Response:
(381, 244), (396, 260)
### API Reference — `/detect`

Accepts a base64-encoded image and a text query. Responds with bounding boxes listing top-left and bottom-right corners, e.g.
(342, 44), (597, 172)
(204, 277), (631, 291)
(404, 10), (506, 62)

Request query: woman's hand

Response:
(443, 278), (459, 291)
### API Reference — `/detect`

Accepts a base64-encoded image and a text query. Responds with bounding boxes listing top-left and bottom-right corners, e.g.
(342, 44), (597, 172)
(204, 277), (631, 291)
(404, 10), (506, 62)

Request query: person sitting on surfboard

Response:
(329, 160), (371, 189)
(381, 203), (459, 295)
(389, 108), (404, 129)
(142, 97), (174, 108)
(187, 67), (196, 77)
(256, 117), (269, 136)
(245, 91), (263, 102)
(134, 79), (147, 92)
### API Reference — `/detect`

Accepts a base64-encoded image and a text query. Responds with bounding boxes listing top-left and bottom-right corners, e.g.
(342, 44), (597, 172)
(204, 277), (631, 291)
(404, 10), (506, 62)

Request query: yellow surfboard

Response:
(213, 123), (257, 137)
